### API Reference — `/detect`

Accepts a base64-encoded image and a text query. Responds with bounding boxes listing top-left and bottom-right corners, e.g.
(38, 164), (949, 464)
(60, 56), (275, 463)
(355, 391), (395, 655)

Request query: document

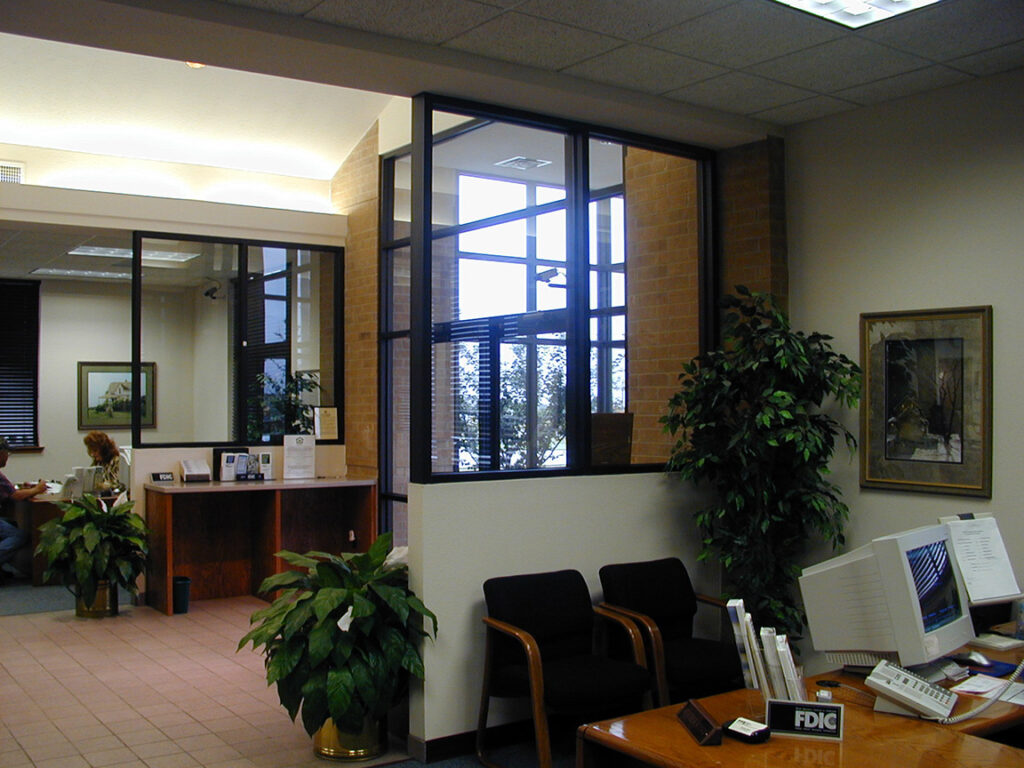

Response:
(946, 517), (1022, 604)
(314, 407), (338, 440)
(283, 434), (315, 479)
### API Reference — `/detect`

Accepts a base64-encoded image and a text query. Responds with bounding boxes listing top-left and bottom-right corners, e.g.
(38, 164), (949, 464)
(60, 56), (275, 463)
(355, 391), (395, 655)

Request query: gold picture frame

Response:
(860, 306), (992, 497)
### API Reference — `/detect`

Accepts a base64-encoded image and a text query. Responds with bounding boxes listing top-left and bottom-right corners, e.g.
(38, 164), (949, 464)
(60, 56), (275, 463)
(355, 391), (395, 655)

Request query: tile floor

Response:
(0, 596), (410, 768)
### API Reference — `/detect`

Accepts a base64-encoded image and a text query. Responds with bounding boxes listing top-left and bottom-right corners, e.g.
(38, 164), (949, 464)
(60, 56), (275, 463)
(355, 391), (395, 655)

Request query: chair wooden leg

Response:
(527, 659), (552, 768)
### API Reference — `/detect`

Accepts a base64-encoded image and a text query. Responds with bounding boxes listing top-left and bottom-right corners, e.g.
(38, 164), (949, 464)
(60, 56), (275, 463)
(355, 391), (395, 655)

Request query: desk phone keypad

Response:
(865, 660), (958, 719)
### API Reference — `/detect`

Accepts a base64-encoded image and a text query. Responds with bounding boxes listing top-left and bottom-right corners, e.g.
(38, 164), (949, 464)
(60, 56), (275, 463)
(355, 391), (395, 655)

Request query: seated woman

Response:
(83, 431), (124, 494)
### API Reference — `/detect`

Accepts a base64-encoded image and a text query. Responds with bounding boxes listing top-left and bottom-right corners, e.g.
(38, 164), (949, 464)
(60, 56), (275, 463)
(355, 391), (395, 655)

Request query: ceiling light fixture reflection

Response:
(32, 267), (131, 280)
(495, 156), (552, 171)
(68, 245), (199, 262)
(769, 0), (943, 28)
(185, 61), (206, 69)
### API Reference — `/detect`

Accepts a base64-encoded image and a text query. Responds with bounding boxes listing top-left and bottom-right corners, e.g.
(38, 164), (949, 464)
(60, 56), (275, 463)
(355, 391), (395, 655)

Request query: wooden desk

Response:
(577, 679), (1024, 768)
(144, 477), (376, 615)
(12, 497), (64, 585)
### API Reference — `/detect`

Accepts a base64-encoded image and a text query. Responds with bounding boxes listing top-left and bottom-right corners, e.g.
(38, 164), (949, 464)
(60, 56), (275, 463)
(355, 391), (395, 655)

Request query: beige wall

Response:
(786, 68), (1024, 669)
(407, 472), (714, 747)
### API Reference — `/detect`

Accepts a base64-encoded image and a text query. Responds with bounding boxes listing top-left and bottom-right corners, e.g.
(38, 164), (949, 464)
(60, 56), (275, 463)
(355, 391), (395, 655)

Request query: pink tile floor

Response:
(0, 596), (409, 768)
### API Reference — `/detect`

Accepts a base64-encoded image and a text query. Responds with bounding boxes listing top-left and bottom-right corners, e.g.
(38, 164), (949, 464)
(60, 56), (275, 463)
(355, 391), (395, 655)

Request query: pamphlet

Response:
(283, 434), (315, 479)
(946, 517), (1022, 605)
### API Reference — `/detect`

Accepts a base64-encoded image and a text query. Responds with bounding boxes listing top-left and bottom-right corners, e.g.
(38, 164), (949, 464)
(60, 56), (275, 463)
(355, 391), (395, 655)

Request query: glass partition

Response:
(138, 234), (342, 445)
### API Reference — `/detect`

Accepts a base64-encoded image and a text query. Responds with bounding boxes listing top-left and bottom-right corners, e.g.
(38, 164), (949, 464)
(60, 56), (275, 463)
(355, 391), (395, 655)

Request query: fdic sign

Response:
(766, 700), (844, 740)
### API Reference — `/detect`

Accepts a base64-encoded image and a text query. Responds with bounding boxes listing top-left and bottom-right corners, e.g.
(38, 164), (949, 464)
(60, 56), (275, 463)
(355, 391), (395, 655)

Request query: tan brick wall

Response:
(331, 123), (380, 474)
(624, 148), (701, 465)
(716, 136), (788, 311)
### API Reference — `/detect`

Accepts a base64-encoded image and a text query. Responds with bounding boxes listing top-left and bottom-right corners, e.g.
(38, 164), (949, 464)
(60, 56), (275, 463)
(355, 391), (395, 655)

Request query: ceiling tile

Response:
(751, 94), (857, 125)
(951, 40), (1024, 76)
(562, 44), (727, 94)
(746, 37), (931, 92)
(308, 0), (502, 45)
(515, 0), (736, 41)
(443, 12), (622, 70)
(836, 65), (973, 105)
(665, 71), (816, 114)
(646, 0), (843, 68)
(860, 0), (1024, 62)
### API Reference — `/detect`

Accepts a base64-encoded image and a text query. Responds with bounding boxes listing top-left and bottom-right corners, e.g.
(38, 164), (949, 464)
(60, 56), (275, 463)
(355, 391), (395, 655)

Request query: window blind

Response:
(0, 280), (40, 447)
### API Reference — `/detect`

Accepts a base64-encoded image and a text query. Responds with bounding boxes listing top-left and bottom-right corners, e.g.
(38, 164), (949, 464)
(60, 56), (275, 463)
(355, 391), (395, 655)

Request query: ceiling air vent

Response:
(0, 161), (25, 184)
(495, 156), (551, 171)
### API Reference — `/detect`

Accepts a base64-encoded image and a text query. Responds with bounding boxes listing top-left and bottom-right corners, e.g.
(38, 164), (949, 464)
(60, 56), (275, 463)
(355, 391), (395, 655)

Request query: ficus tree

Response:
(662, 286), (861, 638)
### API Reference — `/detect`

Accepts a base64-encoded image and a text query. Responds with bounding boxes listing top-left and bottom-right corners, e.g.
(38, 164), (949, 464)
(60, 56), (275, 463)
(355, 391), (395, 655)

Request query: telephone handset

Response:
(865, 660), (957, 719)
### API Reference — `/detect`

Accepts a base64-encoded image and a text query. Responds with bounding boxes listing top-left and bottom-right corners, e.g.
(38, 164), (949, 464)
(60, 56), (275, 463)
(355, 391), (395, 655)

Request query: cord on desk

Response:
(929, 656), (1024, 725)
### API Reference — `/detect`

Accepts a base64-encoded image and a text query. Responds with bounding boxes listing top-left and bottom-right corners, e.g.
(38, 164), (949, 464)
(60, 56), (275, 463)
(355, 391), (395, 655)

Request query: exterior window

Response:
(0, 280), (40, 448)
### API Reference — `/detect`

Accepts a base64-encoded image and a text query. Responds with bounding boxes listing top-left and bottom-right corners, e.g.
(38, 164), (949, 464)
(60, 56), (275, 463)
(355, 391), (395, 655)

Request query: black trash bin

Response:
(172, 576), (191, 614)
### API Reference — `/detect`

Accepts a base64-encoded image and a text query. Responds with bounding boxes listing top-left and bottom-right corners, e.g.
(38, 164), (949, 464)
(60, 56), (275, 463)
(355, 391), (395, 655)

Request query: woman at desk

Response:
(83, 430), (123, 494)
(0, 436), (46, 582)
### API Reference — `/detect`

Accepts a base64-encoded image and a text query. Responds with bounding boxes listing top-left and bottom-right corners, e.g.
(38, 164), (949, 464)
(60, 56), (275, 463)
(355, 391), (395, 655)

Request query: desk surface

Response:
(143, 475), (376, 494)
(577, 679), (1024, 768)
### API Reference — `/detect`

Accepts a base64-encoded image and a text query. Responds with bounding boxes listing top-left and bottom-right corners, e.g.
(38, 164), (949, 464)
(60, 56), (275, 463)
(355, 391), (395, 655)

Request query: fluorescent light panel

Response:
(769, 0), (943, 28)
(32, 267), (131, 279)
(68, 245), (198, 262)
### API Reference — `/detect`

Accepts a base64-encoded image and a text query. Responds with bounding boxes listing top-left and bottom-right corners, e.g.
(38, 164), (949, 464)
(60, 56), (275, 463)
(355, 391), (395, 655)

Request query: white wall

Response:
(406, 472), (713, 745)
(786, 68), (1024, 666)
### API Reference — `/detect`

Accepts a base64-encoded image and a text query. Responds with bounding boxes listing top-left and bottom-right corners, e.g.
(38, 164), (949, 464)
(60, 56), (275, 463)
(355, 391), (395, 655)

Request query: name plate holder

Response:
(766, 699), (844, 740)
(677, 699), (722, 746)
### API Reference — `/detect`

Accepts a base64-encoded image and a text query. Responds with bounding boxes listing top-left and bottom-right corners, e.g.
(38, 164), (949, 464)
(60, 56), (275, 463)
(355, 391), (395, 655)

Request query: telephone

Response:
(865, 660), (957, 719)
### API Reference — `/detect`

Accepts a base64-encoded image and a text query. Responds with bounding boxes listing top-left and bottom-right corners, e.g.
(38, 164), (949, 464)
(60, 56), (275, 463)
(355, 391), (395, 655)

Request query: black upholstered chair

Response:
(599, 557), (744, 707)
(476, 569), (652, 768)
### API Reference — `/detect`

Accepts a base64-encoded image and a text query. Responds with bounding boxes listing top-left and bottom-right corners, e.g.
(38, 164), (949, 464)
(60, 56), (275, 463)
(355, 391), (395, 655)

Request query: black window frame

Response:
(132, 231), (345, 448)
(404, 94), (717, 485)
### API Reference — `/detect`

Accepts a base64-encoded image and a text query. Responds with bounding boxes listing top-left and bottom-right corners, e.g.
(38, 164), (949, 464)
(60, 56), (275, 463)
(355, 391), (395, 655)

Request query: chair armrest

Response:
(593, 604), (647, 668)
(482, 616), (545, 697)
(696, 593), (729, 610)
(598, 602), (669, 707)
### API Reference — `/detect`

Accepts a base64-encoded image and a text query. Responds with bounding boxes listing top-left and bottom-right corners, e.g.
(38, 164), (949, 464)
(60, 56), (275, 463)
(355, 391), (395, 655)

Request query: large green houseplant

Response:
(662, 286), (861, 639)
(239, 533), (437, 755)
(35, 493), (150, 616)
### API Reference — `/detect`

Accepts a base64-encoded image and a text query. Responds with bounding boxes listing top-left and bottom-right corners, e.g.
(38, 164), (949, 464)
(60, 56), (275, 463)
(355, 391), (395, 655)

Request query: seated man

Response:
(0, 437), (47, 581)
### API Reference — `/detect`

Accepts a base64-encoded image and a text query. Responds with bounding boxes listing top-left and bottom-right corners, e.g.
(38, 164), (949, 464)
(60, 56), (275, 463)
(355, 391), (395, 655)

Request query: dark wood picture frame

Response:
(860, 306), (992, 497)
(77, 361), (156, 430)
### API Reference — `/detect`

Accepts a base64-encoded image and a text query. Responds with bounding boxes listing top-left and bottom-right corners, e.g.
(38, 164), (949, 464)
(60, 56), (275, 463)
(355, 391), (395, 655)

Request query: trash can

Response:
(172, 576), (191, 614)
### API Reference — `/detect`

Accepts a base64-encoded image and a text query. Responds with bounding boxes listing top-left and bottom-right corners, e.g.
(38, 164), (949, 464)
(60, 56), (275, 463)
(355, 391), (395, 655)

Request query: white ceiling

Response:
(2, 0), (1023, 283)
(212, 0), (1024, 126)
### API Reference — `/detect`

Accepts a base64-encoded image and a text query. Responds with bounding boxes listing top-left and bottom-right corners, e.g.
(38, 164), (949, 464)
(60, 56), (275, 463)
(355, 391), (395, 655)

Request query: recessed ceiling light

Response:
(185, 61), (206, 69)
(768, 0), (943, 28)
(32, 267), (131, 280)
(495, 156), (552, 171)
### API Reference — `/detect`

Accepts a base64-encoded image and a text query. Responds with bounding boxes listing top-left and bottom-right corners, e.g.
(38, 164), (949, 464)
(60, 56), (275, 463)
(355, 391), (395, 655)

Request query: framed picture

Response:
(860, 306), (992, 497)
(77, 362), (156, 430)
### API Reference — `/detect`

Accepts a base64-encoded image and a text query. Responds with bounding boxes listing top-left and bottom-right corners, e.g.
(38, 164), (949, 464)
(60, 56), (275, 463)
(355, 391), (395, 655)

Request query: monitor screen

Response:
(907, 540), (962, 634)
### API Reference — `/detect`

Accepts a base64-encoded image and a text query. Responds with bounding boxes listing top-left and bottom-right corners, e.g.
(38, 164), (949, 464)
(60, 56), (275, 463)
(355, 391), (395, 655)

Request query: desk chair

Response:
(599, 557), (744, 707)
(476, 569), (652, 768)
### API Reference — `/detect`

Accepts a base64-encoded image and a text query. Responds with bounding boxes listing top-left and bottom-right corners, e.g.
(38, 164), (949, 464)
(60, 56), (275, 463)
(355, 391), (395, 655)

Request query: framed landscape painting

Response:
(860, 306), (992, 497)
(77, 362), (156, 430)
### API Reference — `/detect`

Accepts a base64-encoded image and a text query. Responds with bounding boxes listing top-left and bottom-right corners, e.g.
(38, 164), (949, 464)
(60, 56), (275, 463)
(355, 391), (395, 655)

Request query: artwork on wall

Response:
(77, 362), (156, 430)
(860, 306), (992, 497)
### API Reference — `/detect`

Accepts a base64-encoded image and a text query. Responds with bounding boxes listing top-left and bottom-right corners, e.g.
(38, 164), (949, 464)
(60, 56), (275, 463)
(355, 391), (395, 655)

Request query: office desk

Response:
(11, 496), (64, 585)
(144, 477), (376, 615)
(577, 679), (1024, 768)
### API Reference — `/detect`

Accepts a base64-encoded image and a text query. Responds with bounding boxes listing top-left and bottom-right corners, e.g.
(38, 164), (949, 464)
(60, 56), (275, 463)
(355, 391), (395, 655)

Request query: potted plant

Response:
(35, 492), (150, 617)
(239, 532), (437, 760)
(662, 286), (861, 639)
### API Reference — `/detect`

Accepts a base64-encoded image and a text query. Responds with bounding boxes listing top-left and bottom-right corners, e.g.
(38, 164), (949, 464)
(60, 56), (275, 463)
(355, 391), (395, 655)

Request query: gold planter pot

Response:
(313, 717), (386, 761)
(76, 581), (119, 618)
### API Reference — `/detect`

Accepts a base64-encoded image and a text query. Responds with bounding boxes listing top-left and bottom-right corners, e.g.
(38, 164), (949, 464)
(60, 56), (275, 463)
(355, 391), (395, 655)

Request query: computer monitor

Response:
(799, 524), (975, 670)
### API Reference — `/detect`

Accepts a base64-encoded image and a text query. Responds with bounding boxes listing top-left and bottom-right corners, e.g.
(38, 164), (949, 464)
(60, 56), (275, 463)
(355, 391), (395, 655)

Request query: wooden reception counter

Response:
(144, 477), (376, 615)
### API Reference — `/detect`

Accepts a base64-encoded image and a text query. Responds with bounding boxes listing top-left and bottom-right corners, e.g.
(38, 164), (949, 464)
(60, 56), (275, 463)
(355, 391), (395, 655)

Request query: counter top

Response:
(144, 476), (376, 494)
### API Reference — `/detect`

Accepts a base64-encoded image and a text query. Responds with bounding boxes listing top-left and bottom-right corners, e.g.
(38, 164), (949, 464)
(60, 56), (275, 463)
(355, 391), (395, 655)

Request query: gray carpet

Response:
(0, 580), (132, 616)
